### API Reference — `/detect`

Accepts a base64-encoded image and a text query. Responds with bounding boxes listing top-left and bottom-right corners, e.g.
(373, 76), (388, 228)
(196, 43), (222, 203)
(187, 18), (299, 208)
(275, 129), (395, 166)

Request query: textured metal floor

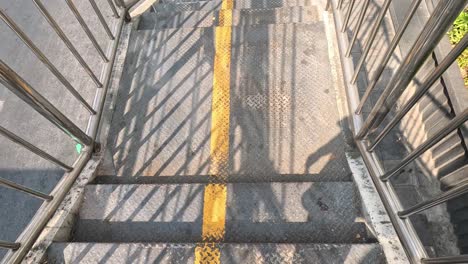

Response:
(103, 22), (351, 181)
(48, 1), (388, 263)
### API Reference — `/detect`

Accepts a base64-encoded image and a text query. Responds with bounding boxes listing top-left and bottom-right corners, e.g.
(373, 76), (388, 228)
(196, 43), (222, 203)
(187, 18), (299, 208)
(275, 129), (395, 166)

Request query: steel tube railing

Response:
(341, 0), (355, 33)
(422, 255), (468, 264)
(0, 126), (73, 171)
(381, 109), (468, 181)
(355, 0), (423, 115)
(65, 0), (109, 62)
(106, 0), (120, 18)
(356, 0), (468, 140)
(345, 0), (370, 57)
(398, 181), (468, 218)
(368, 33), (468, 152)
(0, 177), (53, 200)
(350, 0), (392, 83)
(0, 1), (127, 262)
(0, 60), (93, 146)
(32, 0), (103, 87)
(0, 9), (96, 114)
(0, 241), (20, 250)
(89, 0), (115, 40)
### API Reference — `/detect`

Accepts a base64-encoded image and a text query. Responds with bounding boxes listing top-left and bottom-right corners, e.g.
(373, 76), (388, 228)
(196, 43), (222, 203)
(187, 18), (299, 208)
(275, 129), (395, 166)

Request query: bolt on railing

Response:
(333, 0), (468, 263)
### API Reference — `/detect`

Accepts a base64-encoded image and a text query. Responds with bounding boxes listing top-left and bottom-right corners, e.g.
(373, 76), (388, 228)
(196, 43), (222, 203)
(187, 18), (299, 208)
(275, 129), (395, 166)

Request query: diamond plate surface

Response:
(228, 23), (351, 181)
(138, 6), (319, 30)
(48, 243), (385, 264)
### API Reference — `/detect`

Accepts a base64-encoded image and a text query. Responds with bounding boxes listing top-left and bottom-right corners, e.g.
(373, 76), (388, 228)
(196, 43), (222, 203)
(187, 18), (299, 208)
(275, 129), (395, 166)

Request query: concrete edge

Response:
(20, 19), (134, 264)
(322, 10), (409, 264)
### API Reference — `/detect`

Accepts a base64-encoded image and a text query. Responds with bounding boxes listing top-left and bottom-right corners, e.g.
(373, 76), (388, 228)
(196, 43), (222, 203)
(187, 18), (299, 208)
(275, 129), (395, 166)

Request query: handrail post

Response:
(0, 60), (93, 146)
(355, 0), (422, 115)
(32, 0), (103, 88)
(64, 0), (109, 62)
(0, 241), (20, 250)
(0, 9), (96, 114)
(0, 125), (73, 171)
(350, 0), (393, 83)
(367, 33), (468, 151)
(107, 0), (120, 18)
(0, 177), (53, 200)
(345, 0), (371, 57)
(356, 0), (468, 140)
(381, 109), (468, 181)
(88, 0), (115, 40)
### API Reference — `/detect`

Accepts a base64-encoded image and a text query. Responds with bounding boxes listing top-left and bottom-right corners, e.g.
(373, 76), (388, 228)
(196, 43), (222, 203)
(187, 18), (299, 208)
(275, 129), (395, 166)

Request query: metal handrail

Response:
(0, 0), (128, 262)
(332, 0), (468, 263)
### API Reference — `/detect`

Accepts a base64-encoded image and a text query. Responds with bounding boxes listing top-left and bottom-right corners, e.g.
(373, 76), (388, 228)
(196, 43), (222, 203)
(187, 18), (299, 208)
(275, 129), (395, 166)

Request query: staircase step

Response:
(138, 6), (320, 30)
(73, 183), (372, 243)
(154, 0), (315, 12)
(93, 173), (351, 184)
(48, 243), (385, 263)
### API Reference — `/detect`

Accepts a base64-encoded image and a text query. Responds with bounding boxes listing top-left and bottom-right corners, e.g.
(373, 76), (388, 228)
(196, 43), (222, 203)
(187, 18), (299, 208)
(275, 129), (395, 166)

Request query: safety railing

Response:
(330, 0), (468, 263)
(0, 0), (130, 263)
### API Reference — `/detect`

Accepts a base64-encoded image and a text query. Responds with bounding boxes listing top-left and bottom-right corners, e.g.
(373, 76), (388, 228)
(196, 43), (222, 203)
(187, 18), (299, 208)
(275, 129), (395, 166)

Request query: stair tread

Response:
(154, 0), (314, 12)
(138, 6), (320, 29)
(73, 183), (370, 243)
(48, 242), (385, 264)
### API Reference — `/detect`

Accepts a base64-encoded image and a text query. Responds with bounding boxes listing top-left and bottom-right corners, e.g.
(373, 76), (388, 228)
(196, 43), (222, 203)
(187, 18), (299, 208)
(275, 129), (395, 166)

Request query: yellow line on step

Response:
(195, 1), (233, 263)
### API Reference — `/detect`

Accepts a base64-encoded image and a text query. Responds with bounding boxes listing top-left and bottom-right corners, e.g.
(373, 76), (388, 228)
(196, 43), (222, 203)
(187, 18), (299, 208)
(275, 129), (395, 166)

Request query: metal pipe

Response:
(355, 0), (423, 114)
(398, 181), (468, 218)
(350, 0), (393, 83)
(64, 0), (109, 62)
(355, 0), (468, 139)
(32, 0), (103, 87)
(368, 33), (468, 152)
(422, 255), (468, 264)
(341, 0), (355, 33)
(0, 126), (73, 171)
(106, 0), (120, 18)
(337, 0), (344, 10)
(345, 0), (371, 57)
(381, 109), (468, 181)
(0, 9), (96, 114)
(0, 60), (93, 146)
(88, 0), (115, 40)
(0, 241), (20, 250)
(0, 176), (53, 200)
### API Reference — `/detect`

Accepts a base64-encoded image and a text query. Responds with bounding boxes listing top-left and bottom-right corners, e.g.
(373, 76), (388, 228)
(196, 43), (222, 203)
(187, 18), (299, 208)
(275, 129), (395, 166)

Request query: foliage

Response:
(448, 10), (468, 86)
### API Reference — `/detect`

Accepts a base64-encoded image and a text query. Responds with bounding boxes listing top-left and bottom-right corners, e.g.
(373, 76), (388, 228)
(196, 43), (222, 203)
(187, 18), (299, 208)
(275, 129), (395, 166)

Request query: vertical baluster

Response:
(350, 0), (393, 83)
(88, 0), (115, 40)
(0, 60), (93, 146)
(368, 33), (468, 152)
(0, 176), (53, 200)
(380, 109), (468, 181)
(0, 125), (73, 171)
(106, 0), (120, 18)
(341, 0), (355, 33)
(355, 0), (422, 114)
(0, 241), (20, 250)
(32, 0), (103, 87)
(355, 0), (468, 140)
(64, 0), (109, 62)
(345, 0), (371, 57)
(0, 9), (96, 114)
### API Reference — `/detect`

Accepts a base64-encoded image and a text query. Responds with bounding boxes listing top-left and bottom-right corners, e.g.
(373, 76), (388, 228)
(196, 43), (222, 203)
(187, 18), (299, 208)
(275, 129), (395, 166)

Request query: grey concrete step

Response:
(47, 243), (385, 263)
(154, 0), (315, 12)
(137, 6), (320, 30)
(73, 183), (373, 243)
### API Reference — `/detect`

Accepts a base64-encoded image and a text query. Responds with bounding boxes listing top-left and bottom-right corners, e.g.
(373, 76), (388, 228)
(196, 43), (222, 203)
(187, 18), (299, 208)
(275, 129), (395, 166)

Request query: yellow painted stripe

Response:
(195, 1), (233, 263)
